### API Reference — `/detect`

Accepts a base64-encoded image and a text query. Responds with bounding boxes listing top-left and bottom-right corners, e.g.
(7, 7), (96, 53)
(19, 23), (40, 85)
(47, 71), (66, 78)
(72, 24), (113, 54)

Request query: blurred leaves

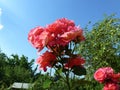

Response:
(43, 79), (52, 89)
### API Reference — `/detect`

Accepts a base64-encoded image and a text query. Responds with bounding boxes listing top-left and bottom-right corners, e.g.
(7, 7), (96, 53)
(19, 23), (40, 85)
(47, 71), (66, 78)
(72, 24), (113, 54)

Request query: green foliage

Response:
(0, 50), (37, 89)
(77, 14), (120, 89)
(43, 79), (52, 89)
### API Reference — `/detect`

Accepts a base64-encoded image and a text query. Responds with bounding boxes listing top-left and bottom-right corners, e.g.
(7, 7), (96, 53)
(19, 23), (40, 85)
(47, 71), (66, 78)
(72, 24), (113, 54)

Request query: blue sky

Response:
(0, 0), (120, 61)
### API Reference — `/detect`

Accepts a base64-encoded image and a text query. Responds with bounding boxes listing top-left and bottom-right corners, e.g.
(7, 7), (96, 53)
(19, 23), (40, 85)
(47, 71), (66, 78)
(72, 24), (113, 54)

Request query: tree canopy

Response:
(77, 15), (120, 89)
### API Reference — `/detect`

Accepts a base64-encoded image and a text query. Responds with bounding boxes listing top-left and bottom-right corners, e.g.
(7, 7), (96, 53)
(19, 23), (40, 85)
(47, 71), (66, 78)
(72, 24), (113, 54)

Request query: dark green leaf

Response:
(72, 66), (86, 76)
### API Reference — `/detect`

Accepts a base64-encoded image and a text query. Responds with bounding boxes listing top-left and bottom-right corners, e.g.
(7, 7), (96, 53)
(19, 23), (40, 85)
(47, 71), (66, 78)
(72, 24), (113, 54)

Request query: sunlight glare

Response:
(0, 8), (4, 30)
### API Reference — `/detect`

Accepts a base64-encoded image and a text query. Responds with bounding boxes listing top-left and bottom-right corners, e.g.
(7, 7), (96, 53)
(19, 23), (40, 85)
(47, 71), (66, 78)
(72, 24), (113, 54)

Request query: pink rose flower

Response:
(103, 83), (119, 90)
(94, 67), (114, 83)
(28, 26), (51, 51)
(28, 18), (85, 49)
(46, 18), (85, 47)
(111, 73), (120, 83)
(94, 68), (107, 83)
(104, 67), (114, 76)
(64, 56), (85, 69)
(37, 51), (56, 71)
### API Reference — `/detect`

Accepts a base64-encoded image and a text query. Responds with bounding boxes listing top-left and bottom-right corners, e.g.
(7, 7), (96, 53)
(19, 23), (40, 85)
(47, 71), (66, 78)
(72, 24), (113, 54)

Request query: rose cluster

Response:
(28, 18), (85, 72)
(94, 67), (120, 90)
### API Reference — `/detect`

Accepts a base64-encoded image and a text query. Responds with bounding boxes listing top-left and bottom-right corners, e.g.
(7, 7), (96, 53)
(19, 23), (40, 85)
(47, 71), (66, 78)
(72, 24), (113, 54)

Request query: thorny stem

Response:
(54, 66), (66, 82)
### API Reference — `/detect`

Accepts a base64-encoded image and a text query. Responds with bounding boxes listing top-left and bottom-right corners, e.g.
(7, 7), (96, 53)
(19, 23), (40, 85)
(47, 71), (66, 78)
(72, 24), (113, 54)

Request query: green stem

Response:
(65, 71), (71, 90)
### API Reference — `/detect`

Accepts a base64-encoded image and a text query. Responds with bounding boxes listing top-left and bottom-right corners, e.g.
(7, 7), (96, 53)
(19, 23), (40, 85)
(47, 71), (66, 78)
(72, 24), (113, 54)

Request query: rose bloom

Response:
(59, 27), (84, 45)
(46, 18), (74, 46)
(28, 26), (50, 51)
(94, 67), (114, 83)
(111, 73), (120, 83)
(104, 67), (114, 77)
(46, 18), (85, 47)
(28, 18), (85, 50)
(64, 56), (85, 69)
(103, 83), (119, 90)
(37, 51), (56, 71)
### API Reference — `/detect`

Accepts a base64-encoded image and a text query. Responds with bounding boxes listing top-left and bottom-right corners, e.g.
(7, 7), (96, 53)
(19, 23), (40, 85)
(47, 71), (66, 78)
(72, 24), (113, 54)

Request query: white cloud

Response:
(0, 8), (3, 30)
(0, 24), (3, 30)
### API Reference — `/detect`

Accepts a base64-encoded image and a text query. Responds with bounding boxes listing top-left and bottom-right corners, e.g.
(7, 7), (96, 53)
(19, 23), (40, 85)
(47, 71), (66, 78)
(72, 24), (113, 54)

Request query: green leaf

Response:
(72, 66), (86, 76)
(43, 79), (52, 89)
(57, 68), (62, 74)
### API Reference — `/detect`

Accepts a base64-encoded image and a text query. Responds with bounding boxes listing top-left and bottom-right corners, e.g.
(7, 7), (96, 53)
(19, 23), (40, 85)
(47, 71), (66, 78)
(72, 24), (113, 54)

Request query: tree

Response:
(77, 15), (120, 89)
(6, 54), (36, 83)
(0, 50), (8, 88)
(0, 50), (37, 89)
